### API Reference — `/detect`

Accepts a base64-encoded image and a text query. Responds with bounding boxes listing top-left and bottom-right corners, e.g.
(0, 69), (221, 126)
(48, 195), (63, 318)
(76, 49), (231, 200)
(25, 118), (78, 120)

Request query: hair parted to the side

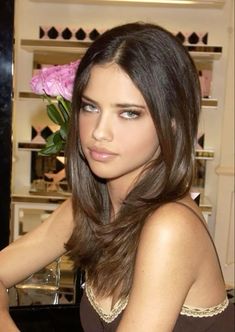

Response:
(65, 22), (201, 298)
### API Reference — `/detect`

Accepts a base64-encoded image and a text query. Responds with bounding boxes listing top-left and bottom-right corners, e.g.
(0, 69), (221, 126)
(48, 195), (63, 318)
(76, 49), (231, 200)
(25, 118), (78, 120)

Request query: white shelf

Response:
(195, 149), (214, 160)
(189, 47), (222, 61)
(20, 39), (222, 60)
(12, 186), (69, 202)
(18, 141), (46, 151)
(21, 39), (90, 55)
(30, 0), (225, 8)
(201, 98), (218, 110)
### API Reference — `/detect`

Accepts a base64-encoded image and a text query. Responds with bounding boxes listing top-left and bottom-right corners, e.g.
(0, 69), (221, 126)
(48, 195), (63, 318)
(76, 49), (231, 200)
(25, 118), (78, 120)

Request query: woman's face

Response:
(79, 63), (160, 185)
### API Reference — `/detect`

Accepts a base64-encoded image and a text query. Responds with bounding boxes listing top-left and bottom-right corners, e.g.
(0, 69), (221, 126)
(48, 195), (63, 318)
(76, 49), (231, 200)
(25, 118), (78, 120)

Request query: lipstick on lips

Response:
(88, 146), (117, 162)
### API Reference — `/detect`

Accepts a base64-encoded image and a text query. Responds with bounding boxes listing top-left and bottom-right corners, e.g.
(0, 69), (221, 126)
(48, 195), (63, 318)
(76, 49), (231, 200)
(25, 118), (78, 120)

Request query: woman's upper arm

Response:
(117, 204), (204, 332)
(0, 198), (74, 288)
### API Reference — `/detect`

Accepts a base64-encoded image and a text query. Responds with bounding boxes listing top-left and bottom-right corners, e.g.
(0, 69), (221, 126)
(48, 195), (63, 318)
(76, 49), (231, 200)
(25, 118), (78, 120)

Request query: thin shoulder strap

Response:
(174, 201), (213, 240)
(174, 201), (206, 225)
(174, 201), (225, 282)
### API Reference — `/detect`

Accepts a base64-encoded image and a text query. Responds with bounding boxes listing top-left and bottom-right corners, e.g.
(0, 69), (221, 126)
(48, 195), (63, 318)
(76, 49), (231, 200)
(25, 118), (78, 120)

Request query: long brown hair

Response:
(65, 22), (201, 298)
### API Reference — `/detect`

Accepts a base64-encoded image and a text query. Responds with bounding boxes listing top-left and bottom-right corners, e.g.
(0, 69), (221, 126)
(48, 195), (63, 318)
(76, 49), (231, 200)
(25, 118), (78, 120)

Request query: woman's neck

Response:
(107, 176), (136, 216)
(106, 165), (147, 215)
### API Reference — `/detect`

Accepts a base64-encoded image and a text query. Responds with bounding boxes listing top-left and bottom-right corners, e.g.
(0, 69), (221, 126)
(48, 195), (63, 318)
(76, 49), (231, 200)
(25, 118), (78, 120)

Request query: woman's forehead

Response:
(83, 63), (147, 107)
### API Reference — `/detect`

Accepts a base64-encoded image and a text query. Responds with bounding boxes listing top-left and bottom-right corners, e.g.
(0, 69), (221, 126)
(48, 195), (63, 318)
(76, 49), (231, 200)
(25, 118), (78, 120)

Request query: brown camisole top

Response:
(79, 202), (235, 331)
(80, 284), (234, 332)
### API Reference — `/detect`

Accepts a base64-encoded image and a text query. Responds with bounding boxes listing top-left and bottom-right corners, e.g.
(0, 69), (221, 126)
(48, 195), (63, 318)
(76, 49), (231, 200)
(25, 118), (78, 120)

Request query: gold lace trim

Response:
(86, 281), (229, 322)
(85, 284), (129, 323)
(180, 297), (229, 318)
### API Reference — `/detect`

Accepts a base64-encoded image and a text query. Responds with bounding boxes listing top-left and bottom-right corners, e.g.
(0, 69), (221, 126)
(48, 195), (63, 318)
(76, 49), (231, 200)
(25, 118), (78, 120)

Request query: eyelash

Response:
(80, 102), (98, 113)
(120, 110), (141, 119)
(80, 101), (141, 120)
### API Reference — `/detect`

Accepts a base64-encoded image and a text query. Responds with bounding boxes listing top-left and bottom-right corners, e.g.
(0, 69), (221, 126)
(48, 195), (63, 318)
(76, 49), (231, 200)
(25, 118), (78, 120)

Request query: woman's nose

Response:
(92, 113), (113, 142)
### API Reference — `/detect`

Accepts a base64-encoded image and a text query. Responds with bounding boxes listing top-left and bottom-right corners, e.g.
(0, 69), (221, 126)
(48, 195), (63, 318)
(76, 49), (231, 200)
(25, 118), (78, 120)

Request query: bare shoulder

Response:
(143, 197), (207, 244)
(137, 196), (211, 273)
(120, 197), (213, 331)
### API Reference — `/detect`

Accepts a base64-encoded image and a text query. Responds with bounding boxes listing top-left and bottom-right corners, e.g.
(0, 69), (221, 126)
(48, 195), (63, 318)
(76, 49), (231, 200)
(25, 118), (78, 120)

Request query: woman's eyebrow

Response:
(82, 95), (146, 109)
(115, 103), (146, 109)
(81, 95), (98, 105)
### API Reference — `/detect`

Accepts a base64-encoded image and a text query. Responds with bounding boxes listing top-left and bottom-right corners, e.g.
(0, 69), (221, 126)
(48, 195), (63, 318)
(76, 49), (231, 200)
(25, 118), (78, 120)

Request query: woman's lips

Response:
(88, 147), (117, 161)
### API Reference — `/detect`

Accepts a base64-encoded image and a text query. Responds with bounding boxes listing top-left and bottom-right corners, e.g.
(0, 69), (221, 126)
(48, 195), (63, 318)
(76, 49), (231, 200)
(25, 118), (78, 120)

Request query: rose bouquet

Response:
(30, 60), (79, 156)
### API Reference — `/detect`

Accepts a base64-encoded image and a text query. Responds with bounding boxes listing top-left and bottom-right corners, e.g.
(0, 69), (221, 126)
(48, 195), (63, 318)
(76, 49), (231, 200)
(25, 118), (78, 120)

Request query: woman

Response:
(0, 22), (233, 332)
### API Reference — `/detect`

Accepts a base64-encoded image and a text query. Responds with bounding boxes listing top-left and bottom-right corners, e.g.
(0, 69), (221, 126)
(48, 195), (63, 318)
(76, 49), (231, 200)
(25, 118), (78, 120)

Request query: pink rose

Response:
(30, 60), (79, 101)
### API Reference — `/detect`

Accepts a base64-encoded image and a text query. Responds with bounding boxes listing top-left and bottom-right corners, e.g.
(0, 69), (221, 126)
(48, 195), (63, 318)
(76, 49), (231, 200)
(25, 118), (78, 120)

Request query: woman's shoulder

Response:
(145, 195), (206, 235)
(135, 196), (227, 309)
(139, 195), (210, 263)
(129, 195), (217, 322)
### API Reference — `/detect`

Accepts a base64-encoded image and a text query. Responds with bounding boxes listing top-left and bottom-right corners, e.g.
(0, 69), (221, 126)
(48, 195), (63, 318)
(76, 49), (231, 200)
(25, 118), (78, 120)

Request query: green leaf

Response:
(59, 123), (69, 140)
(57, 96), (71, 109)
(58, 101), (70, 122)
(38, 95), (71, 156)
(39, 140), (64, 156)
(52, 131), (62, 144)
(38, 130), (65, 156)
(44, 133), (56, 146)
(47, 104), (64, 125)
(38, 146), (57, 156)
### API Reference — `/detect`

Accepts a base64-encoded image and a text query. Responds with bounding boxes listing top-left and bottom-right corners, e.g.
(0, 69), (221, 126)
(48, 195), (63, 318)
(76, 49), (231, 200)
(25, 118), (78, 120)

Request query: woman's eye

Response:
(120, 110), (140, 119)
(81, 102), (98, 113)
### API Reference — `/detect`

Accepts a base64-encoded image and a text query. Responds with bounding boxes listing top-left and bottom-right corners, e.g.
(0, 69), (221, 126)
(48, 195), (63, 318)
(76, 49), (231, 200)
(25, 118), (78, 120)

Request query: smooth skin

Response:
(117, 200), (226, 331)
(79, 63), (160, 212)
(0, 63), (226, 331)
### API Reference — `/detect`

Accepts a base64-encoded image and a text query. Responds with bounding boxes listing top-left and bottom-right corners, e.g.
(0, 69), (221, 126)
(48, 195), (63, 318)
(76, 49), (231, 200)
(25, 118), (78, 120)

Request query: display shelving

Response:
(20, 38), (222, 58)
